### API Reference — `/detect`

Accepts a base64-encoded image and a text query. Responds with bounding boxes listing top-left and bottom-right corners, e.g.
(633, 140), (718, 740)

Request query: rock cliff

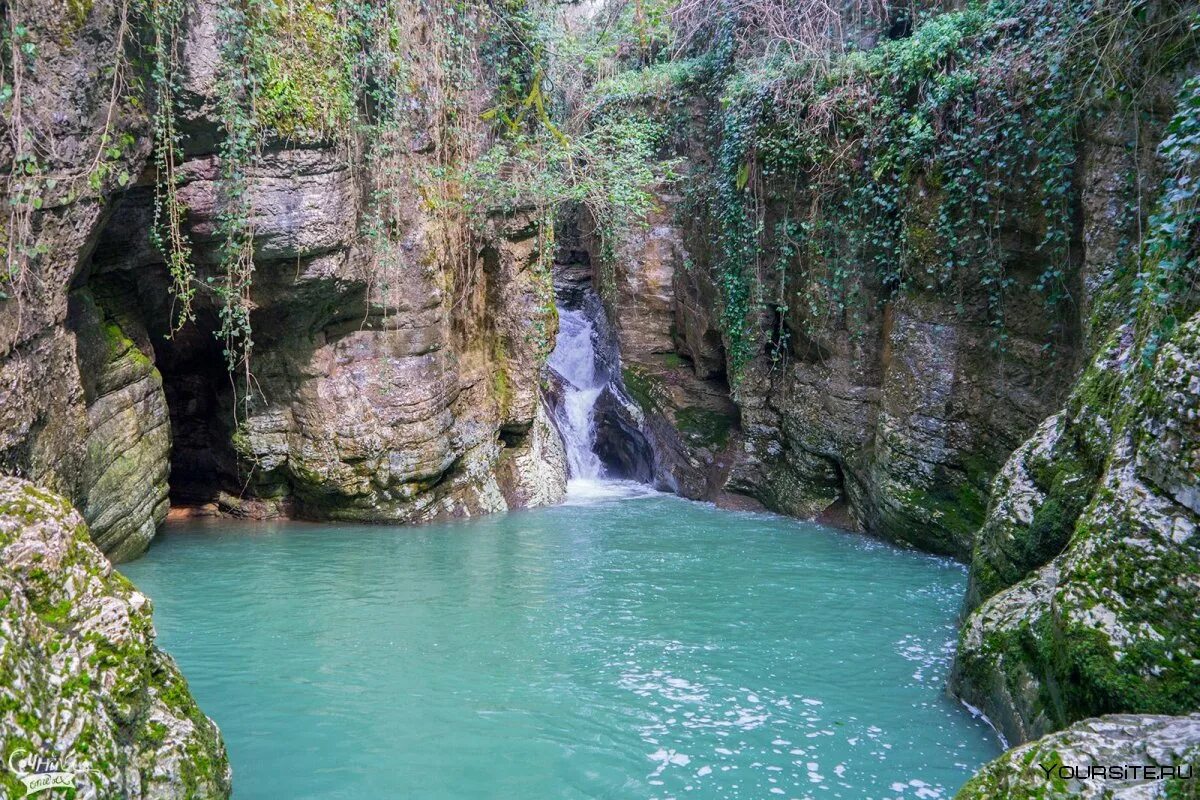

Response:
(956, 714), (1200, 799)
(0, 0), (567, 561)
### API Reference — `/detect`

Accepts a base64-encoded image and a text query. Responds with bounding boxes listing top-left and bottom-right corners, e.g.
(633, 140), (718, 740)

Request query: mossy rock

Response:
(673, 405), (737, 449)
(621, 364), (666, 413)
(957, 714), (1200, 799)
(0, 478), (232, 799)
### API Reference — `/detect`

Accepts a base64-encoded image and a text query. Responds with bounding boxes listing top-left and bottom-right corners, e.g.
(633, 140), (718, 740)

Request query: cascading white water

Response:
(547, 307), (606, 479)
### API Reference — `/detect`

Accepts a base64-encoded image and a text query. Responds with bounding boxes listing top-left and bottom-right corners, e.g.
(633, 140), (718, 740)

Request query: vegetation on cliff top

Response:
(569, 0), (1196, 386)
(138, 0), (675, 385)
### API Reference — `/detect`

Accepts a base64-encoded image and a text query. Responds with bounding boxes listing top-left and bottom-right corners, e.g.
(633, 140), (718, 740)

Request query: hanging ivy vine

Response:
(669, 0), (1198, 385)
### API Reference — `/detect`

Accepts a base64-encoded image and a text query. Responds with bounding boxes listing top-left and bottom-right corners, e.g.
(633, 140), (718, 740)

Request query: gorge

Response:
(1, 0), (1199, 797)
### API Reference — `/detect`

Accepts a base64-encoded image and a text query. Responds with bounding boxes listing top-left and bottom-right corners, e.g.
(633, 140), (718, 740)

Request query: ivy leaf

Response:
(735, 161), (750, 191)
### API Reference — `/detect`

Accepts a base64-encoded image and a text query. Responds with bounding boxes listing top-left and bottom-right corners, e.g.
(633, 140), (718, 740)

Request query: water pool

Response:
(121, 485), (999, 799)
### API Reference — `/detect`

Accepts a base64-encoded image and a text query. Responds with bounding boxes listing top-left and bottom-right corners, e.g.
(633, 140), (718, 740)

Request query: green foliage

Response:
(590, 57), (702, 105)
(1135, 66), (1200, 365)
(551, 0), (677, 90)
(67, 0), (94, 28)
(678, 0), (1197, 384)
(256, 0), (356, 139)
(461, 107), (675, 273)
(457, 99), (671, 354)
(482, 0), (547, 131)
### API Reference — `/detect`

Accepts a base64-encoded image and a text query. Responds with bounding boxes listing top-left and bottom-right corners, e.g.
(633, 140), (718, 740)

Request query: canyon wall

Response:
(0, 0), (567, 563)
(590, 76), (1165, 559)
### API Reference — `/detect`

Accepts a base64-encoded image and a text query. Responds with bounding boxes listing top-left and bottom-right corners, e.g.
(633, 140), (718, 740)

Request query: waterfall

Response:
(547, 307), (606, 479)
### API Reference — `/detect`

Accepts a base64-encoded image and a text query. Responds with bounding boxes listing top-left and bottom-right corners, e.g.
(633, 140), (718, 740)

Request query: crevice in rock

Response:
(83, 186), (239, 513)
(545, 207), (656, 482)
(499, 423), (531, 449)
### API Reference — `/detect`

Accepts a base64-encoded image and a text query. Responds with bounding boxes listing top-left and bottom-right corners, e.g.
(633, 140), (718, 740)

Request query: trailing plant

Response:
(143, 0), (438, 383)
(680, 0), (1197, 384)
(144, 0), (195, 329)
(1135, 66), (1200, 365)
(210, 0), (267, 382)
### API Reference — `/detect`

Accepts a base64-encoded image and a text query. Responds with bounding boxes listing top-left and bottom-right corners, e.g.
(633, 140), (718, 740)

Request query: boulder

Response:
(0, 478), (230, 799)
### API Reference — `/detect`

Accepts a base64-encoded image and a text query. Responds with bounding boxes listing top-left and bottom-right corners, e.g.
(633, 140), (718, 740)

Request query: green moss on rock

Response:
(621, 364), (665, 413)
(955, 309), (1200, 745)
(0, 478), (231, 799)
(956, 714), (1200, 799)
(674, 405), (737, 449)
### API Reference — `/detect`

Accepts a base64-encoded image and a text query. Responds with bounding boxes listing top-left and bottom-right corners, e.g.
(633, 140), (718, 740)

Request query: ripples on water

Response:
(121, 486), (1000, 799)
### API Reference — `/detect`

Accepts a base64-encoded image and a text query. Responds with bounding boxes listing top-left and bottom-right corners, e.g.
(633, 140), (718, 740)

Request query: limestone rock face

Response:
(956, 714), (1200, 799)
(496, 402), (569, 509)
(71, 293), (172, 562)
(0, 0), (567, 554)
(591, 154), (1084, 553)
(0, 478), (230, 799)
(952, 312), (1200, 745)
(576, 93), (1143, 557)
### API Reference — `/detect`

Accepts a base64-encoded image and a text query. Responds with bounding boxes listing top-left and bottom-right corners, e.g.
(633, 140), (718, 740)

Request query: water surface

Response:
(122, 486), (999, 799)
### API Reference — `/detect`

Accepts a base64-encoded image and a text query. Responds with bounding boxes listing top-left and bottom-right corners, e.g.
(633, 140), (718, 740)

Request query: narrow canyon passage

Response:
(3, 0), (1197, 796)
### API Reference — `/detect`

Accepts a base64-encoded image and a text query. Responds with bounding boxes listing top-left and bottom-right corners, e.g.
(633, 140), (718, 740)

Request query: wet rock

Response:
(71, 291), (171, 561)
(592, 387), (655, 482)
(496, 401), (568, 508)
(953, 313), (1200, 745)
(957, 714), (1200, 799)
(0, 478), (230, 799)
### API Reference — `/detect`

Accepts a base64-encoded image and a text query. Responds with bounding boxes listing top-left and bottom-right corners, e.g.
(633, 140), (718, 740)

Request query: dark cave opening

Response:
(84, 185), (237, 510)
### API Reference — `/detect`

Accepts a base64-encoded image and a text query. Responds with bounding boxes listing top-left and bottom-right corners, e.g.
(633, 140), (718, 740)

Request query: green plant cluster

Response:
(457, 0), (679, 314)
(1135, 63), (1200, 365)
(637, 0), (1196, 384)
(256, 0), (357, 138)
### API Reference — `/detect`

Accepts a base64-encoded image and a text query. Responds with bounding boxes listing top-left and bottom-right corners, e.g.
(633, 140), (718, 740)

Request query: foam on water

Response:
(563, 477), (661, 504)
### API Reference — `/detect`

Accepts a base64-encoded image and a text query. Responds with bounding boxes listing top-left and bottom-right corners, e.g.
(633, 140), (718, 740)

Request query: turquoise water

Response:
(122, 485), (1000, 799)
